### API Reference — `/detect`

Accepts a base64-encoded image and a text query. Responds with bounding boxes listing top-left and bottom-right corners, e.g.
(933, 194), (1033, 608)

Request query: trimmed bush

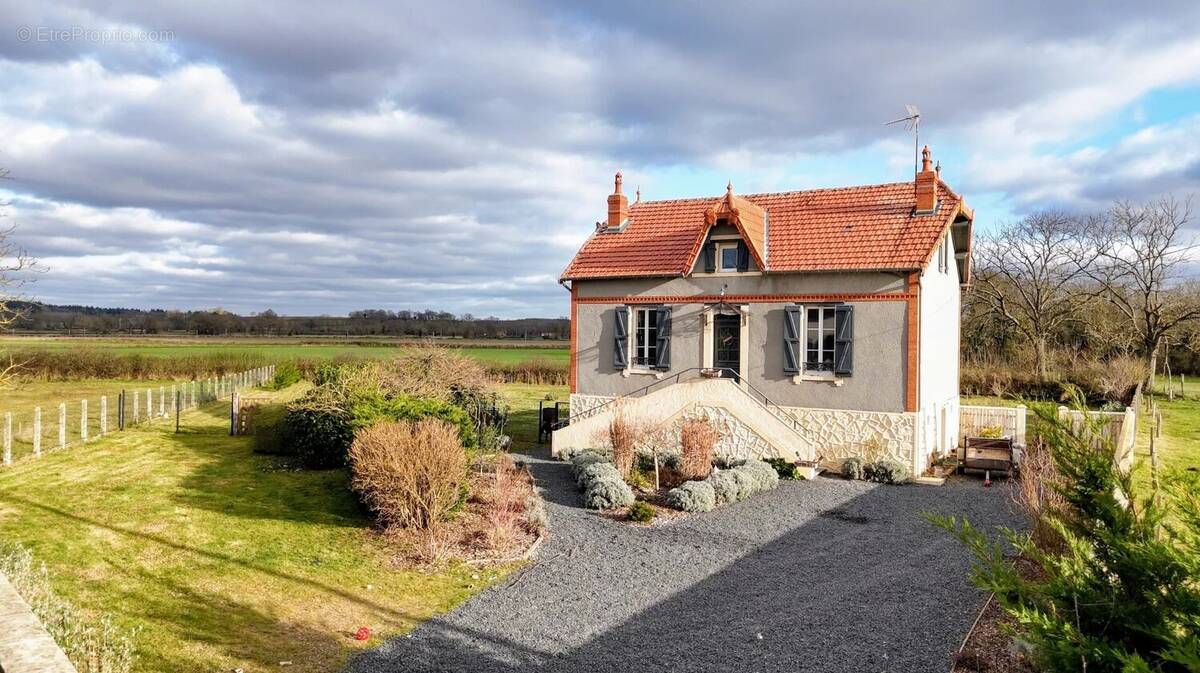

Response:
(734, 460), (780, 492)
(841, 457), (865, 481)
(269, 362), (302, 390)
(707, 470), (742, 506)
(666, 480), (716, 513)
(348, 419), (469, 529)
(350, 394), (477, 449)
(865, 459), (911, 484)
(283, 389), (356, 468)
(766, 457), (803, 480)
(627, 500), (657, 523)
(576, 461), (619, 489)
(583, 469), (635, 510)
(571, 451), (610, 482)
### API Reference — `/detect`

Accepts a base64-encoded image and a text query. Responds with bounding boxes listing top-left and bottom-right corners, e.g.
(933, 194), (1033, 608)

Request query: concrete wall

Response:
(917, 232), (962, 468)
(573, 271), (909, 412)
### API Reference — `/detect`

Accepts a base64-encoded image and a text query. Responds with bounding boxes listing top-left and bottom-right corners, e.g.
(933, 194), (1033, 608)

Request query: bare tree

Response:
(0, 164), (40, 386)
(972, 211), (1099, 379)
(1092, 196), (1200, 388)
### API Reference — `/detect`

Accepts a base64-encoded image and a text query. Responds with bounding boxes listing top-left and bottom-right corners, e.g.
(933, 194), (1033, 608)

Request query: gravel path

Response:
(347, 450), (1022, 673)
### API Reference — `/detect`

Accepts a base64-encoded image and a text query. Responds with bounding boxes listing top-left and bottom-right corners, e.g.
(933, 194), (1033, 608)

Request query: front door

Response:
(713, 314), (740, 377)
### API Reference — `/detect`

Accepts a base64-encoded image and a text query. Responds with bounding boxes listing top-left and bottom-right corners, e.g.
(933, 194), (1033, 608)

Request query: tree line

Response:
(9, 303), (569, 340)
(965, 195), (1200, 381)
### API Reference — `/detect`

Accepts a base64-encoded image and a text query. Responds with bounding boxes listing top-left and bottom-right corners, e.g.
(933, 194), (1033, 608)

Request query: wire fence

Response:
(2, 366), (276, 467)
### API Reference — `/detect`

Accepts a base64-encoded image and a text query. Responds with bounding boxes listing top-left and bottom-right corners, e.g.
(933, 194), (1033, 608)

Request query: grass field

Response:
(0, 382), (565, 673)
(0, 336), (568, 366)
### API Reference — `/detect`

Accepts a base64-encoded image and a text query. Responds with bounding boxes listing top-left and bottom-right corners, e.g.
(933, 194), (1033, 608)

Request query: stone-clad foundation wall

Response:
(567, 393), (917, 466)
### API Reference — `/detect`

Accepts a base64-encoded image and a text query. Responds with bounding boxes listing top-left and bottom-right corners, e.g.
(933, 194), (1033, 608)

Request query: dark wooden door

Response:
(713, 314), (740, 376)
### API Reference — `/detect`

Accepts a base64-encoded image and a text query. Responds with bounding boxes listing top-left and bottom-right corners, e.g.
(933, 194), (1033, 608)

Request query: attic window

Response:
(717, 242), (739, 272)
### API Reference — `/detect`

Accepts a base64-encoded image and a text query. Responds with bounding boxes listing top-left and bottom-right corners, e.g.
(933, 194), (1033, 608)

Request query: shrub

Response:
(864, 459), (910, 484)
(627, 501), (657, 523)
(577, 460), (620, 489)
(680, 417), (721, 480)
(1012, 437), (1067, 551)
(931, 403), (1200, 673)
(666, 480), (716, 513)
(524, 494), (548, 533)
(707, 470), (743, 506)
(0, 540), (138, 673)
(583, 469), (635, 510)
(348, 419), (469, 529)
(350, 393), (477, 449)
(484, 454), (523, 549)
(841, 457), (865, 481)
(249, 402), (292, 455)
(766, 457), (804, 480)
(485, 358), (568, 386)
(571, 451), (611, 483)
(283, 388), (356, 468)
(609, 412), (638, 478)
(269, 362), (302, 390)
(733, 460), (780, 492)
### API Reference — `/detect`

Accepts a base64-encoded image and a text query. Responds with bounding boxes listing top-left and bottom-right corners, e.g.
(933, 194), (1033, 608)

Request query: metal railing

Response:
(564, 367), (807, 441)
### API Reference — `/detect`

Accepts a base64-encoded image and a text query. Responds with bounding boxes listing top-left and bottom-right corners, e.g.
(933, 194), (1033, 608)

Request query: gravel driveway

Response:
(347, 450), (1022, 673)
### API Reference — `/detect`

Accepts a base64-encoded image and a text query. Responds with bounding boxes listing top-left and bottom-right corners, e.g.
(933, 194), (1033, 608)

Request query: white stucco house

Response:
(552, 146), (974, 475)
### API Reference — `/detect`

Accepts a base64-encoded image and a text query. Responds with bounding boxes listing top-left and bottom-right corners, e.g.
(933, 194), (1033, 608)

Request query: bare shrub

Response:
(484, 454), (523, 549)
(608, 412), (638, 477)
(680, 417), (721, 480)
(485, 358), (568, 385)
(1093, 355), (1147, 405)
(348, 419), (468, 529)
(1011, 436), (1067, 551)
(378, 345), (491, 404)
(414, 523), (455, 565)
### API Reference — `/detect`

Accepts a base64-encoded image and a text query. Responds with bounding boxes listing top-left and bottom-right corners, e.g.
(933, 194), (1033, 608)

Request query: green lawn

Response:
(0, 385), (517, 673)
(500, 382), (569, 451)
(0, 336), (567, 366)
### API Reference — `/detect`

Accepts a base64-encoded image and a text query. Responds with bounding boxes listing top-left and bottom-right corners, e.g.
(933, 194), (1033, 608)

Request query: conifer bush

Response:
(931, 401), (1200, 673)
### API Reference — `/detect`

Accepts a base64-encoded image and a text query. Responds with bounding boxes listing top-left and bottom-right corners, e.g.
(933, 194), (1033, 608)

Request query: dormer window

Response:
(717, 242), (740, 272)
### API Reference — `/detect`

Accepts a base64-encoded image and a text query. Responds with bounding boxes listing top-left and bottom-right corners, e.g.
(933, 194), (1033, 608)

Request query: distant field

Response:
(0, 335), (568, 366)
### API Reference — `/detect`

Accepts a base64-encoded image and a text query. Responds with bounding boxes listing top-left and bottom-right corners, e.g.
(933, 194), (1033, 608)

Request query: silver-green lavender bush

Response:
(583, 471), (635, 509)
(0, 540), (138, 673)
(666, 480), (716, 512)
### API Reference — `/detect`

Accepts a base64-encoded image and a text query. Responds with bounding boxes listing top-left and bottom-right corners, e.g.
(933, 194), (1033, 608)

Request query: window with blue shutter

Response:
(613, 307), (629, 369)
(653, 307), (672, 370)
(783, 306), (801, 373)
(834, 305), (854, 376)
(703, 242), (716, 273)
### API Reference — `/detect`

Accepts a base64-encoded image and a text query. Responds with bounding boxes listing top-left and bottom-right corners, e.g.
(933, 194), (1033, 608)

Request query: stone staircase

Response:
(551, 376), (815, 464)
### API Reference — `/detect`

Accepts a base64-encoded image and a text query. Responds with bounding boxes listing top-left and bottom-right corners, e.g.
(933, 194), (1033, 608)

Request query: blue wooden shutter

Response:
(703, 242), (716, 273)
(834, 305), (854, 376)
(783, 306), (800, 374)
(736, 241), (750, 271)
(654, 307), (671, 370)
(613, 307), (629, 369)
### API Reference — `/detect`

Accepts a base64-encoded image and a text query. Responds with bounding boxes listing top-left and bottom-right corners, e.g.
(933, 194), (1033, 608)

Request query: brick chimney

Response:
(915, 145), (938, 214)
(607, 171), (629, 228)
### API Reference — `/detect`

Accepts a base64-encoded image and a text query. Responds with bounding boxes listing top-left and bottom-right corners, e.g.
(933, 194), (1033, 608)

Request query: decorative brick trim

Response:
(569, 283), (578, 394)
(576, 292), (912, 305)
(905, 272), (920, 413)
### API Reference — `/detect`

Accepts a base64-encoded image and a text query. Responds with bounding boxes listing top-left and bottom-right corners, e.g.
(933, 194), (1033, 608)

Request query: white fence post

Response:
(100, 396), (108, 436)
(33, 407), (41, 457)
(58, 403), (66, 449)
(133, 390), (141, 423)
(1014, 405), (1027, 446)
(146, 388), (152, 419)
(159, 386), (165, 417)
(80, 400), (88, 443)
(3, 412), (11, 465)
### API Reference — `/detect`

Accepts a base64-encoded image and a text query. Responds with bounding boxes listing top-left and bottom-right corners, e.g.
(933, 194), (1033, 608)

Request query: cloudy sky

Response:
(1, 1), (1199, 318)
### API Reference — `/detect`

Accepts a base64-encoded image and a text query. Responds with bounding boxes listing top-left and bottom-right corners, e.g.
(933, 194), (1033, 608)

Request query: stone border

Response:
(0, 574), (78, 673)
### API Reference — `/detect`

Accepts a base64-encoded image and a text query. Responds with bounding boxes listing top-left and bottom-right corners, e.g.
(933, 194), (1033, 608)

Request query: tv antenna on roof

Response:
(884, 104), (921, 177)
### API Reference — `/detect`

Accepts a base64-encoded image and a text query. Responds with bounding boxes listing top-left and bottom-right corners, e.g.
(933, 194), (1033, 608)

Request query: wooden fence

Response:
(1058, 405), (1138, 472)
(2, 366), (275, 467)
(959, 404), (1027, 446)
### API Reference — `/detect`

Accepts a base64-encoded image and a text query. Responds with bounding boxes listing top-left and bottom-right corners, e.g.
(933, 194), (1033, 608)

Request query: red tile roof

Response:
(561, 180), (971, 280)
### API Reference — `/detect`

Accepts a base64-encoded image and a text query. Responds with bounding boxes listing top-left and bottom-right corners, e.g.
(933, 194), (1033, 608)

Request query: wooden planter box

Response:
(960, 436), (1015, 475)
